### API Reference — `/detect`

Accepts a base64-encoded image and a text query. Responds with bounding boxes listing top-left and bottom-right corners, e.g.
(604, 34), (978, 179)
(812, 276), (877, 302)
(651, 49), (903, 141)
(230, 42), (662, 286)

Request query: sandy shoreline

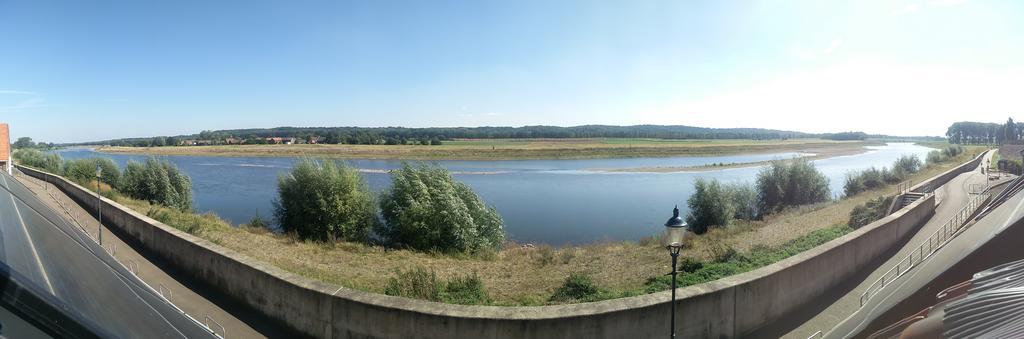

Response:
(590, 144), (870, 173)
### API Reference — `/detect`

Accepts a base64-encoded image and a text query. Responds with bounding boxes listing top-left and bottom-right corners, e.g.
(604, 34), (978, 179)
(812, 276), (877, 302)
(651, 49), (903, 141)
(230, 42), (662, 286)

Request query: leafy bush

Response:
(848, 196), (894, 228)
(273, 158), (377, 242)
(248, 214), (269, 229)
(756, 158), (831, 214)
(62, 158), (120, 188)
(926, 146), (962, 166)
(926, 150), (947, 164)
(384, 266), (443, 301)
(844, 155), (921, 197)
(944, 145), (964, 158)
(12, 149), (62, 174)
(893, 155), (922, 174)
(685, 178), (734, 234)
(444, 273), (490, 305)
(998, 159), (1023, 175)
(549, 272), (602, 303)
(727, 182), (759, 220)
(120, 157), (193, 211)
(379, 163), (504, 253)
(383, 266), (491, 305)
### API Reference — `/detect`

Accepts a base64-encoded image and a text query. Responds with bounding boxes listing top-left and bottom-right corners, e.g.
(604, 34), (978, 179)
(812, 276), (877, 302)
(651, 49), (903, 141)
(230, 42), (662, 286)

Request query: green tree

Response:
(120, 157), (193, 211)
(1004, 117), (1017, 144)
(273, 158), (378, 242)
(12, 137), (34, 149)
(686, 178), (734, 234)
(62, 158), (120, 187)
(726, 182), (759, 220)
(12, 149), (62, 173)
(379, 163), (504, 253)
(757, 158), (830, 213)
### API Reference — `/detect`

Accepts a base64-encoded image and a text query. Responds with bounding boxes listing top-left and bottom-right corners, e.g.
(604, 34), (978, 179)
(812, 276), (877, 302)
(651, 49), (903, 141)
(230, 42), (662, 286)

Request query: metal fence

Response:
(859, 190), (991, 306)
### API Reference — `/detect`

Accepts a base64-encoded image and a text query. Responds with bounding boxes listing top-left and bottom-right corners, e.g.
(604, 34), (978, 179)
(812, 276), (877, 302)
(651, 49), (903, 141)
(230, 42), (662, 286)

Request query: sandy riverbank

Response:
(96, 138), (881, 161)
(591, 143), (872, 173)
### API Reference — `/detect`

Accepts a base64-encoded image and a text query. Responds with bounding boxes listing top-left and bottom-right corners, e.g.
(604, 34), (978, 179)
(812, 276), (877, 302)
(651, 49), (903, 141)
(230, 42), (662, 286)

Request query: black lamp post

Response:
(96, 164), (102, 245)
(664, 205), (692, 339)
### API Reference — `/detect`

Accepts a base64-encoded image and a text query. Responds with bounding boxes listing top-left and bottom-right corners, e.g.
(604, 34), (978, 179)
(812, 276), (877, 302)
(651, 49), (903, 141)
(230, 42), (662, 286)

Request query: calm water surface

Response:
(55, 143), (933, 245)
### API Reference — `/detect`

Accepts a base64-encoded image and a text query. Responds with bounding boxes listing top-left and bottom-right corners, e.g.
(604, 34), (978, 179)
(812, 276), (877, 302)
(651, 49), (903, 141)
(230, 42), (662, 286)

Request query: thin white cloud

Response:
(0, 90), (36, 95)
(0, 90), (49, 111)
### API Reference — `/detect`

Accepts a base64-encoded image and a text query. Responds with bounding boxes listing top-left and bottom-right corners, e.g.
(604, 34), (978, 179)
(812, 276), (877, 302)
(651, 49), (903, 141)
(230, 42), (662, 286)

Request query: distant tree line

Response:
(947, 118), (1023, 145)
(821, 132), (868, 141)
(77, 125), (838, 147)
(12, 137), (57, 150)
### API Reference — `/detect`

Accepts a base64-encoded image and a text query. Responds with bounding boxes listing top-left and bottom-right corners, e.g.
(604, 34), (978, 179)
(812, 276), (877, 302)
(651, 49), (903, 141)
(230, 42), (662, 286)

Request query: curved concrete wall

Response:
(910, 150), (987, 194)
(16, 155), (974, 338)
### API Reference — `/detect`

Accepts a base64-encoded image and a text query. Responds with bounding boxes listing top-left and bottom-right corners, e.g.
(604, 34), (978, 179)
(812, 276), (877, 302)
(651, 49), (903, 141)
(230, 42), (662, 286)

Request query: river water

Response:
(54, 143), (933, 245)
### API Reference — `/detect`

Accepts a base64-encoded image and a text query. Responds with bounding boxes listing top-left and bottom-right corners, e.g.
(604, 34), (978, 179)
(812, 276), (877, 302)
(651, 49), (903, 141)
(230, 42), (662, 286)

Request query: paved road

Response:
(826, 177), (1024, 338)
(777, 151), (996, 338)
(0, 172), (216, 338)
(827, 183), (1024, 337)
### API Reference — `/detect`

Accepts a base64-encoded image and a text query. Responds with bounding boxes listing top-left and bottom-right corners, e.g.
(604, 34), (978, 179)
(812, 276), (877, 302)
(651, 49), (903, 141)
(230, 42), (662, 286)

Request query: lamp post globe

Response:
(664, 205), (688, 251)
(664, 205), (691, 339)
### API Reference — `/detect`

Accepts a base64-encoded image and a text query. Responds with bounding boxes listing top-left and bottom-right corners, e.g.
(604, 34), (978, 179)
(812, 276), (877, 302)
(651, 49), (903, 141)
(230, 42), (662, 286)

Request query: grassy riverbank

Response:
(97, 138), (880, 160)
(60, 147), (982, 306)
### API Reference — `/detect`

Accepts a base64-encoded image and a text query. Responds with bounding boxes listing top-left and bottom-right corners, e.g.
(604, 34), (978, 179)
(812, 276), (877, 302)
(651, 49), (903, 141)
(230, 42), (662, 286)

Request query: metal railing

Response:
(896, 180), (913, 195)
(859, 191), (990, 306)
(205, 314), (227, 339)
(158, 283), (173, 301)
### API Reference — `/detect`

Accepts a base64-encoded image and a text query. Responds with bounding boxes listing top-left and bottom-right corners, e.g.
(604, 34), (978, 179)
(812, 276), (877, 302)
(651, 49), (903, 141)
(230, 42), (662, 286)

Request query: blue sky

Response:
(2, 0), (1023, 143)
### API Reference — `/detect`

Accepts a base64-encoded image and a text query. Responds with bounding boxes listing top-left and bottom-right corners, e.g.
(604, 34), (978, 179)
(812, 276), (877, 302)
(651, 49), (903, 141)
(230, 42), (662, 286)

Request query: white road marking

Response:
(0, 174), (56, 295)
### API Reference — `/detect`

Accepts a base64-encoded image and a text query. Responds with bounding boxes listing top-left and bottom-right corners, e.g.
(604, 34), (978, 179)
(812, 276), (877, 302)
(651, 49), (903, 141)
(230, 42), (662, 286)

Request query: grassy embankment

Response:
(67, 146), (985, 306)
(98, 138), (879, 161)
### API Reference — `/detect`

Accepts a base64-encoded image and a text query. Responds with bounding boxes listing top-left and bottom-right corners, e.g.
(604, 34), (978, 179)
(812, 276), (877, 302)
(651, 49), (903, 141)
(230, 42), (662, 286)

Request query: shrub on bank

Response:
(274, 158), (378, 242)
(63, 158), (120, 188)
(843, 154), (923, 197)
(383, 266), (491, 305)
(378, 163), (504, 253)
(12, 148), (63, 174)
(549, 272), (602, 303)
(848, 196), (895, 228)
(727, 182), (759, 220)
(686, 178), (735, 234)
(756, 158), (831, 214)
(120, 157), (193, 211)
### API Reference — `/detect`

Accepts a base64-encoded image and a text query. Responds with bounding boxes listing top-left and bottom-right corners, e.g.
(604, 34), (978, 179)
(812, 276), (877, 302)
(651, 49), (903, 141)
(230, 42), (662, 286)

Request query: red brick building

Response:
(0, 123), (10, 174)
